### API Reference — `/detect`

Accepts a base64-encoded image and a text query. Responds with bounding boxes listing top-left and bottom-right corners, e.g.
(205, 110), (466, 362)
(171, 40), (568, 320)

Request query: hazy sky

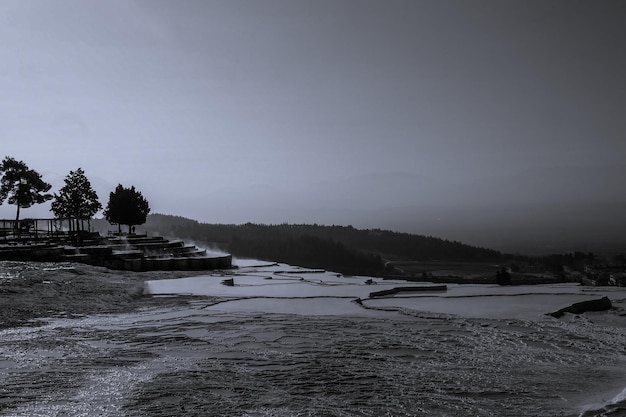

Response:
(1, 1), (624, 249)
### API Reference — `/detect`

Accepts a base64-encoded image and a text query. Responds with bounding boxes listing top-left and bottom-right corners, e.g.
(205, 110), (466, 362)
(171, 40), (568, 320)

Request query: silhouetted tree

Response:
(51, 168), (102, 231)
(495, 268), (511, 285)
(104, 184), (150, 234)
(0, 156), (52, 222)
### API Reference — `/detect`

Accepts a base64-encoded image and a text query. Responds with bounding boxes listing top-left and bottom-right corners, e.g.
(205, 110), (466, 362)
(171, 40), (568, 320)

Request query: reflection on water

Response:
(148, 260), (626, 321)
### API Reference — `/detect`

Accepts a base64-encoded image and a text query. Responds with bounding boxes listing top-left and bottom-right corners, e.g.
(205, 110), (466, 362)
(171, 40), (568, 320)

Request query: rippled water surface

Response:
(1, 261), (626, 416)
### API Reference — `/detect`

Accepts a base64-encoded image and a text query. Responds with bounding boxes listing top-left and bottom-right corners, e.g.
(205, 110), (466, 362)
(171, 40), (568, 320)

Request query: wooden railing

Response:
(0, 218), (98, 240)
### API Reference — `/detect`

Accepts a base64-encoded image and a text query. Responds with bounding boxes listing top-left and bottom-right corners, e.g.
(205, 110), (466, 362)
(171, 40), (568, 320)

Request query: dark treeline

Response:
(230, 232), (385, 276)
(531, 251), (597, 273)
(115, 213), (503, 276)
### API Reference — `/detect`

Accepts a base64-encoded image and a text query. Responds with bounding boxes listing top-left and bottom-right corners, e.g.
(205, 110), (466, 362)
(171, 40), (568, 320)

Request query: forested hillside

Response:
(105, 214), (502, 275)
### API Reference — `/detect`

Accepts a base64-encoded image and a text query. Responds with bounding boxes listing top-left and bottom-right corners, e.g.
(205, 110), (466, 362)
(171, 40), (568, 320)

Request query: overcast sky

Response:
(1, 1), (624, 249)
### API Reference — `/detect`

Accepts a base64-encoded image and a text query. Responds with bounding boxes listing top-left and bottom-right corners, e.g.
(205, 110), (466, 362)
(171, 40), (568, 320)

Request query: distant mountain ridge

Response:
(100, 214), (503, 275)
(164, 165), (626, 255)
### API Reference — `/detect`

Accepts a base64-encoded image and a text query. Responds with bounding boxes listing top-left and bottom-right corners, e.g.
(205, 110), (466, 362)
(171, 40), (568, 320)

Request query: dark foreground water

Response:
(1, 262), (626, 416)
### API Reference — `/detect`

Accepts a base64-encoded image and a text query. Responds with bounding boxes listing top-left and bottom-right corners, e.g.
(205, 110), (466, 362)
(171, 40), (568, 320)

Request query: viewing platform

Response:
(0, 218), (232, 272)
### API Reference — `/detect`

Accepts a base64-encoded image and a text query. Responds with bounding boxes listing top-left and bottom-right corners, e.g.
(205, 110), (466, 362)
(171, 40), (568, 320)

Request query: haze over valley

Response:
(1, 1), (624, 255)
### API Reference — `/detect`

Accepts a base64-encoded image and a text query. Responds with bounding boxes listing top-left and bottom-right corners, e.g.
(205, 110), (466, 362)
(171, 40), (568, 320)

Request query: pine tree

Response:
(0, 156), (52, 222)
(51, 168), (102, 231)
(103, 184), (150, 234)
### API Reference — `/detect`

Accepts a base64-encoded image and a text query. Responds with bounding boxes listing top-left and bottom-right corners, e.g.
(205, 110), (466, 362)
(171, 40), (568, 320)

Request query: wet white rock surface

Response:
(1, 260), (626, 416)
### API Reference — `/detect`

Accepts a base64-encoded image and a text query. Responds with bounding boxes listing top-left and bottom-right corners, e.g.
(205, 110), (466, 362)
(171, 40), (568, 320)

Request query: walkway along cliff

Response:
(0, 218), (232, 271)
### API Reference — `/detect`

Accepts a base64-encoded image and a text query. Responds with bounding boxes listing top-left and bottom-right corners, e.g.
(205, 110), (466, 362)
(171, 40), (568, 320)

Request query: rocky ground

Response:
(2, 261), (626, 416)
(0, 261), (227, 329)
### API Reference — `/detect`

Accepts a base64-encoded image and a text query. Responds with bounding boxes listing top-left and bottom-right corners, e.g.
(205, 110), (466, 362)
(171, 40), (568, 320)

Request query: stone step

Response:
(0, 230), (232, 271)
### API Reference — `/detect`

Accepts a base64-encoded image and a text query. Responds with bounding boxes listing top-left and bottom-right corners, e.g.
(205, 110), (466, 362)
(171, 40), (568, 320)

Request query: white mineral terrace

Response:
(146, 258), (626, 321)
(2, 259), (626, 417)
